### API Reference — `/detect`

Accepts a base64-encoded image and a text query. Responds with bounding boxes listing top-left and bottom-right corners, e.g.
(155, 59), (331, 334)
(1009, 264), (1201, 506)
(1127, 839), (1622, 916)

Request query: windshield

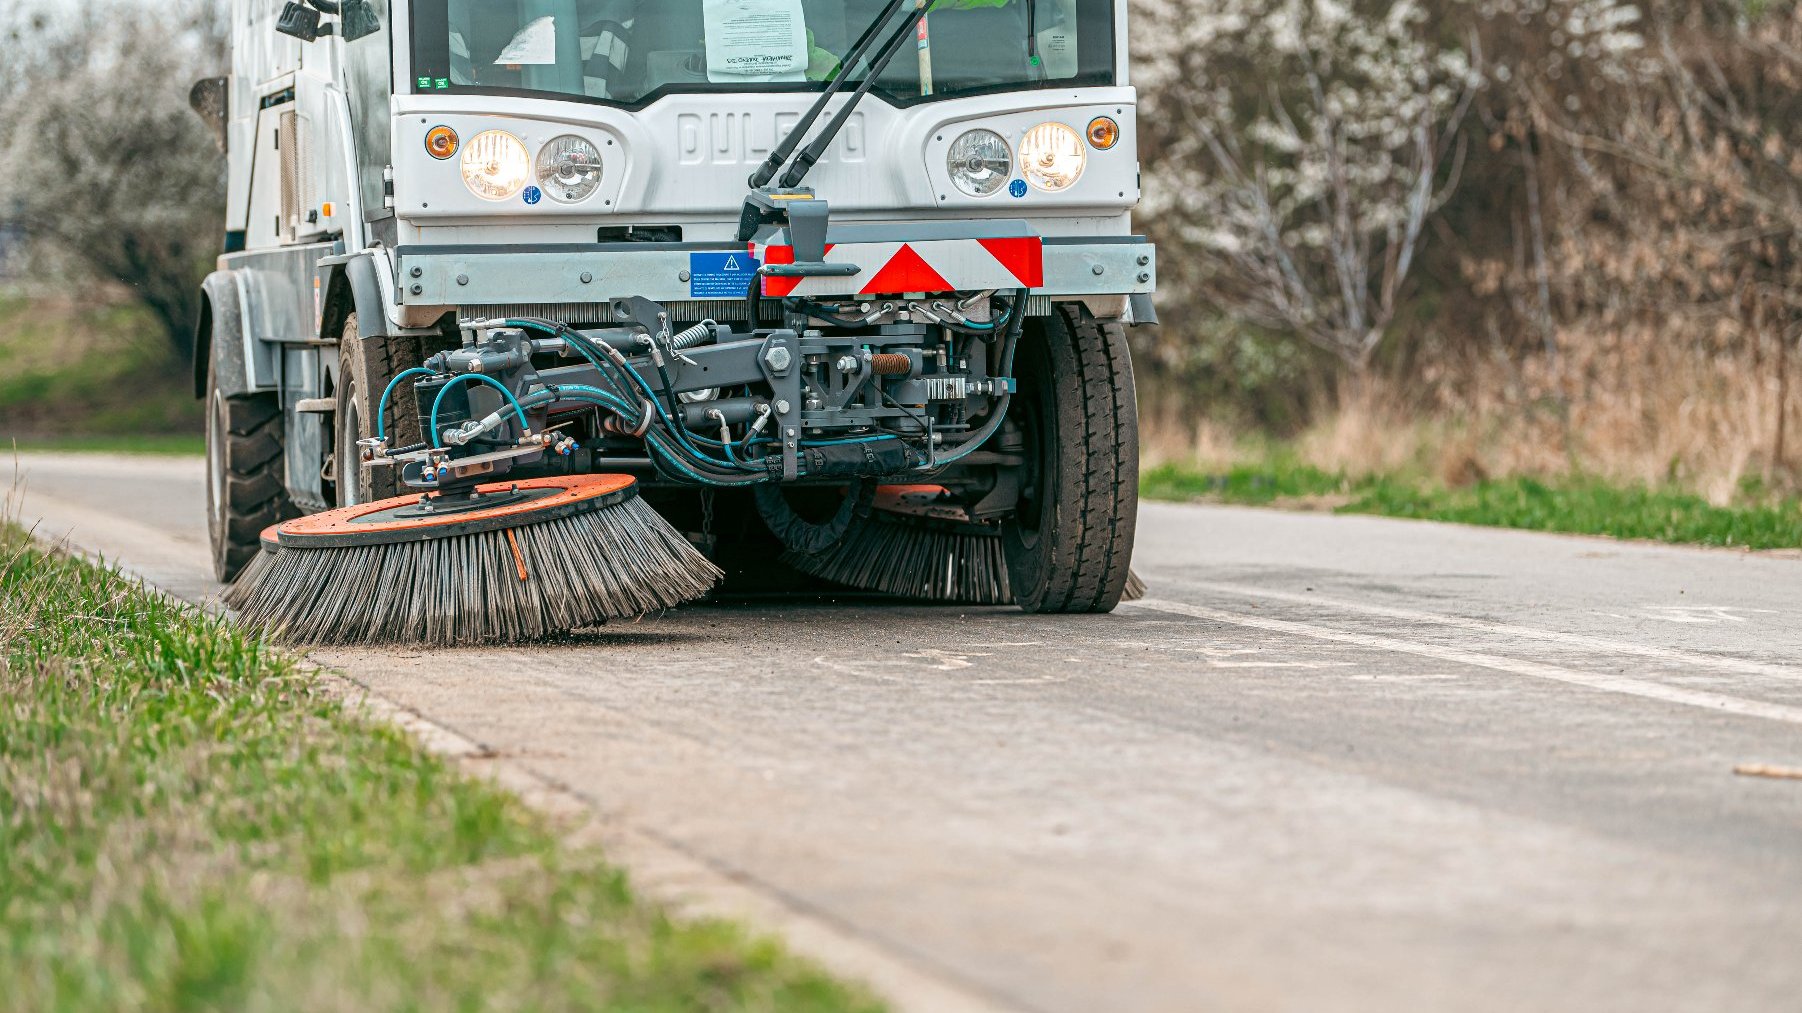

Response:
(410, 0), (1115, 108)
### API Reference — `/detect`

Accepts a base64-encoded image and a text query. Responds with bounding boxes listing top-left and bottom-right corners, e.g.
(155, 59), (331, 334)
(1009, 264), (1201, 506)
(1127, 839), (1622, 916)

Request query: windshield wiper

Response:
(745, 0), (918, 191)
(778, 6), (921, 189)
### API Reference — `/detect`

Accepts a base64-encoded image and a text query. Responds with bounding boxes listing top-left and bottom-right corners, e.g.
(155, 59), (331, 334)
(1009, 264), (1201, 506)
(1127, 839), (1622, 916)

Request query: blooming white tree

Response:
(1135, 0), (1480, 370)
(0, 2), (227, 354)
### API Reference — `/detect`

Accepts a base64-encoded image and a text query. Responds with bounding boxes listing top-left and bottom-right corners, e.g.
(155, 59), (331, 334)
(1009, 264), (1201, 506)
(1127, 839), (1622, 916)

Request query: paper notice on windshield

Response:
(704, 0), (808, 82)
(495, 16), (557, 66)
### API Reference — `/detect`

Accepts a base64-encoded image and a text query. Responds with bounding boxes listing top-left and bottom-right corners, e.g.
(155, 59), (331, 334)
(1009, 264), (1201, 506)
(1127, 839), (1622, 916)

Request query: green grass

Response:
(7, 433), (205, 456)
(0, 292), (201, 438)
(1143, 462), (1802, 551)
(1142, 459), (1351, 505)
(0, 524), (881, 1012)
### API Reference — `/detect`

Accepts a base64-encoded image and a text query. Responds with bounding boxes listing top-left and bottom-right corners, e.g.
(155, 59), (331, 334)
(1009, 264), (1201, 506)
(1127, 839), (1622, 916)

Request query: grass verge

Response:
(0, 292), (201, 438)
(7, 434), (205, 456)
(1143, 461), (1802, 551)
(0, 522), (880, 1012)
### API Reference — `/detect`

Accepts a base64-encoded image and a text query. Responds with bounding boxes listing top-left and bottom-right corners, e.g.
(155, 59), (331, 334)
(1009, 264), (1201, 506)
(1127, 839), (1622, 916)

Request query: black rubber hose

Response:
(744, 272), (764, 333)
(753, 480), (878, 555)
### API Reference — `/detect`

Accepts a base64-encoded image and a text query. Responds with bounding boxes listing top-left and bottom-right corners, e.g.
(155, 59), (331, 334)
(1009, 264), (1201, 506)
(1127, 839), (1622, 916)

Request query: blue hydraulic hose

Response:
(549, 389), (766, 486)
(427, 373), (533, 446)
(375, 367), (437, 439)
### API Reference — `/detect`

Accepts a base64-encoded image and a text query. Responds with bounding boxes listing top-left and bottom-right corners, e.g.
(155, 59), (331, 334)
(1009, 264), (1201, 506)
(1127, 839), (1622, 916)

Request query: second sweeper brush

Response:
(782, 485), (1146, 605)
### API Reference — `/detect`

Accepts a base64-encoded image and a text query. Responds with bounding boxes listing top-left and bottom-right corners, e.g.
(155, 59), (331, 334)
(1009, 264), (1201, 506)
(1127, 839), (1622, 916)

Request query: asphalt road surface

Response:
(12, 452), (1802, 1012)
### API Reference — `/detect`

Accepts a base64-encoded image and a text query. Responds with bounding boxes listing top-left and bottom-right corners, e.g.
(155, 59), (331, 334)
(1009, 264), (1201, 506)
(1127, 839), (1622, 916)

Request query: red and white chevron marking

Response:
(753, 237), (1044, 298)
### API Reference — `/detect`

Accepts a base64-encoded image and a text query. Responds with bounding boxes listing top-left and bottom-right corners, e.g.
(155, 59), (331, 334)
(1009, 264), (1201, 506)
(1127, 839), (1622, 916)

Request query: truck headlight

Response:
(536, 135), (604, 204)
(946, 129), (1011, 198)
(460, 130), (531, 202)
(1019, 122), (1086, 192)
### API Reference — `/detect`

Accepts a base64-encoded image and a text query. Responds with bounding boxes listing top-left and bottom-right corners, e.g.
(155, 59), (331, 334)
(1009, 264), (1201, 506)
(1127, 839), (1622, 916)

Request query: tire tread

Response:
(1008, 305), (1139, 614)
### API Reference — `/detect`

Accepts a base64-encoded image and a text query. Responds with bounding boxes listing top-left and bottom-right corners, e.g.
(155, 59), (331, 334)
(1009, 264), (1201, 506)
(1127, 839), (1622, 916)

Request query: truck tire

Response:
(1002, 304), (1139, 613)
(335, 314), (430, 506)
(206, 361), (293, 582)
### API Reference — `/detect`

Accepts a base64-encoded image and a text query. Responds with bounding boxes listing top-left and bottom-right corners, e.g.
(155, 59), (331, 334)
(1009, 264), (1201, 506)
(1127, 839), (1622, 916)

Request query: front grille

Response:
(459, 300), (764, 326)
(460, 296), (1057, 327)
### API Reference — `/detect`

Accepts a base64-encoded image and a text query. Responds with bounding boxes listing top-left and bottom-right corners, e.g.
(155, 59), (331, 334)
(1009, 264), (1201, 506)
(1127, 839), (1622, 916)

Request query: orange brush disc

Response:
(277, 474), (639, 549)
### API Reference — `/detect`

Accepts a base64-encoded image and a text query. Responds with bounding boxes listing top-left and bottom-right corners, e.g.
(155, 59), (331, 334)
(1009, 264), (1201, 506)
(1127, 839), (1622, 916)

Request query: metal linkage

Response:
(364, 293), (1026, 493)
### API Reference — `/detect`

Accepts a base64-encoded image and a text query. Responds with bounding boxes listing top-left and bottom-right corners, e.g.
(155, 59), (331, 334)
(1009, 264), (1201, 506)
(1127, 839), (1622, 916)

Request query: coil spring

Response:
(869, 353), (912, 376)
(671, 319), (717, 350)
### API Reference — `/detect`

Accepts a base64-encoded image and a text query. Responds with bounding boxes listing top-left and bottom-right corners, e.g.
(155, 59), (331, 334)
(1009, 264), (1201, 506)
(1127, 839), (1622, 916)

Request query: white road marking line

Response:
(1167, 580), (1802, 680)
(1640, 605), (1778, 624)
(1126, 598), (1802, 727)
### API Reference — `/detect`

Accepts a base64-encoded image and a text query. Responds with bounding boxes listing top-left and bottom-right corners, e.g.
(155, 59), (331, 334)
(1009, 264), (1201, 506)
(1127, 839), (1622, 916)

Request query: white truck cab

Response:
(197, 0), (1154, 612)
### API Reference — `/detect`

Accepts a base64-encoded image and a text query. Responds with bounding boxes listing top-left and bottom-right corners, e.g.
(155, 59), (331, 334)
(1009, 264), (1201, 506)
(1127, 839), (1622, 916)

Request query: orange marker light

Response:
(425, 125), (460, 160)
(321, 202), (335, 218)
(1087, 116), (1120, 150)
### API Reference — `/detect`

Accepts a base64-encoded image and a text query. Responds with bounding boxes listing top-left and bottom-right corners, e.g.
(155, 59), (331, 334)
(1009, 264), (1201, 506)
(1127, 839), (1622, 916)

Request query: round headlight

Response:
(460, 130), (531, 202)
(1019, 121), (1087, 192)
(946, 129), (1012, 198)
(535, 135), (604, 204)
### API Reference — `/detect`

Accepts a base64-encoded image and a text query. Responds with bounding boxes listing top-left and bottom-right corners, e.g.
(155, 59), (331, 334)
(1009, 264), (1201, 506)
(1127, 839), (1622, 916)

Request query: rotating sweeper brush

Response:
(220, 524), (281, 613)
(232, 475), (720, 646)
(779, 485), (1146, 606)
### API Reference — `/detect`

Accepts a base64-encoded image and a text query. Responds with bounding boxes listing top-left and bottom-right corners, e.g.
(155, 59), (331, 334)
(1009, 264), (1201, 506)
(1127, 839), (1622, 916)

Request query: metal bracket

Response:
(783, 195), (832, 264)
(757, 330), (804, 481)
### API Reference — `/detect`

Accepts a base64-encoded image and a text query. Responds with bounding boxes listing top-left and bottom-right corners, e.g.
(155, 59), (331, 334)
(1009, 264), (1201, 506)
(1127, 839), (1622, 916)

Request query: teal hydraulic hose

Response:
(426, 373), (532, 446)
(374, 367), (436, 440)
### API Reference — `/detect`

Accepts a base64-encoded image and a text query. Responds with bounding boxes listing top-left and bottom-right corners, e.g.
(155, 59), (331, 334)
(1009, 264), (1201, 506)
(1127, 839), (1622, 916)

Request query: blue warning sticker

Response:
(1009, 179), (1029, 198)
(522, 185), (543, 205)
(688, 251), (761, 299)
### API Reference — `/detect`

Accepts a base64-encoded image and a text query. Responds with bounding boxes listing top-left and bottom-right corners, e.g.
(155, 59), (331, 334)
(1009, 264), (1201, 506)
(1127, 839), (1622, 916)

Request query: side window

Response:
(342, 0), (393, 223)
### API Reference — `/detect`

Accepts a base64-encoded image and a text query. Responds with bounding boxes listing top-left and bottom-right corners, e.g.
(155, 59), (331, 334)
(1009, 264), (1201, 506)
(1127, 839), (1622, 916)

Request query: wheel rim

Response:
(206, 386), (226, 535)
(338, 379), (364, 507)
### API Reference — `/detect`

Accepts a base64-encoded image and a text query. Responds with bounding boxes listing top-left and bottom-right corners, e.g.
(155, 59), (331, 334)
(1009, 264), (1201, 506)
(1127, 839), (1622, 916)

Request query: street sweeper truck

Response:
(193, 0), (1156, 644)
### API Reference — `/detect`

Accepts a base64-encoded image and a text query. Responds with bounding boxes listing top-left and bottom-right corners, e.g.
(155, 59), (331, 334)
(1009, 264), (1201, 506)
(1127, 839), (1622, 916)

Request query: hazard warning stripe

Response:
(975, 237), (1045, 288)
(862, 244), (952, 296)
(752, 237), (1044, 298)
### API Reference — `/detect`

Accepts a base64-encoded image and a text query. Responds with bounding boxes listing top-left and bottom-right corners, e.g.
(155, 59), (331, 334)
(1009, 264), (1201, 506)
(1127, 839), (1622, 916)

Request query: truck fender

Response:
(194, 270), (252, 399)
(318, 251), (393, 344)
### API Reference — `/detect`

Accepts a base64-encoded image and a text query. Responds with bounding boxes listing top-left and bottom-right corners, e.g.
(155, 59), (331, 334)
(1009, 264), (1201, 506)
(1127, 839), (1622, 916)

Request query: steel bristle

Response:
(220, 548), (276, 611)
(236, 495), (722, 646)
(783, 512), (1146, 605)
(783, 513), (1014, 605)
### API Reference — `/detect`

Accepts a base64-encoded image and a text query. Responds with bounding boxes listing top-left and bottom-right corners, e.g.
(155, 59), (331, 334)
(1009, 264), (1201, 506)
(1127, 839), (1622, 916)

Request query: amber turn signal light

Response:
(425, 125), (460, 160)
(1086, 116), (1119, 150)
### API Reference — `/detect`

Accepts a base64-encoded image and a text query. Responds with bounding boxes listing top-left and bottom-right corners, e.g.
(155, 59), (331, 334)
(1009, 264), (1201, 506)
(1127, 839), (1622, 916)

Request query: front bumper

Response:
(393, 237), (1155, 310)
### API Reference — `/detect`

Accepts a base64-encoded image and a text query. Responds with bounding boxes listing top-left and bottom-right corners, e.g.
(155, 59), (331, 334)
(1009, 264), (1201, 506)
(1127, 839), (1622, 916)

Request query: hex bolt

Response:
(835, 355), (859, 372)
(764, 346), (793, 372)
(775, 402), (793, 416)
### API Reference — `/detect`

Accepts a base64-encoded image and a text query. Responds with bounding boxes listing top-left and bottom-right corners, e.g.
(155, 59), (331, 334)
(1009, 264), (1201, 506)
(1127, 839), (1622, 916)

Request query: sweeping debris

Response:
(234, 476), (719, 645)
(200, 0), (1156, 643)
